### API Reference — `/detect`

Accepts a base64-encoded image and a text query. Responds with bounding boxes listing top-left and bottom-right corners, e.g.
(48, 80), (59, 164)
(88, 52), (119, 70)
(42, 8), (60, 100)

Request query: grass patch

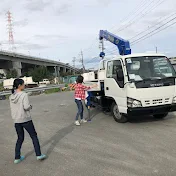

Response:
(0, 83), (4, 92)
(45, 88), (61, 94)
(6, 95), (10, 100)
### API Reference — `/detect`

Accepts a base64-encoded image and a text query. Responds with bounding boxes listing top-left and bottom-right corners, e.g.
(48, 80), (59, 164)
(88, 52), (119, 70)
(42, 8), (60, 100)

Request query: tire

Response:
(153, 113), (168, 119)
(111, 103), (127, 123)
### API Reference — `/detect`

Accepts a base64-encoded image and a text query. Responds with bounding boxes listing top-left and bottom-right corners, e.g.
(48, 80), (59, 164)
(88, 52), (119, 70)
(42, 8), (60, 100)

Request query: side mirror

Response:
(117, 69), (124, 81)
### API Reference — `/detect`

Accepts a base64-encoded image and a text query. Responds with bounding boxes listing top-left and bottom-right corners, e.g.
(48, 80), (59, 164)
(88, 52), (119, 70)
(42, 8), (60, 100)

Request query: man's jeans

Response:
(15, 120), (41, 159)
(75, 99), (84, 121)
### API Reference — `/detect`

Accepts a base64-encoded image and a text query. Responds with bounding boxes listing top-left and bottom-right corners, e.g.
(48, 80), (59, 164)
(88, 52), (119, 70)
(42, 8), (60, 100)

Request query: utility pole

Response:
(72, 57), (76, 75)
(80, 50), (85, 73)
(155, 46), (158, 53)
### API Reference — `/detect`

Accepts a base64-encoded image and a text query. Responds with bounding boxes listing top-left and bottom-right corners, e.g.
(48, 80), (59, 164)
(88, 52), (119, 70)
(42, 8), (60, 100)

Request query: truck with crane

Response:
(83, 30), (176, 123)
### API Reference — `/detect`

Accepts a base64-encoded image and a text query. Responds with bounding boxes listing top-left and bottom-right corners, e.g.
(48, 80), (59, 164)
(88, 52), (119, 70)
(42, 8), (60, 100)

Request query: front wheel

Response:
(111, 103), (127, 123)
(153, 113), (168, 119)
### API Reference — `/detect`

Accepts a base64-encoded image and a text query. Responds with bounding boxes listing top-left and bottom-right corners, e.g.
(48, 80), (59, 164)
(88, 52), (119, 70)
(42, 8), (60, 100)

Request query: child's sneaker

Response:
(75, 120), (81, 126)
(14, 156), (25, 164)
(80, 119), (87, 123)
(37, 154), (47, 160)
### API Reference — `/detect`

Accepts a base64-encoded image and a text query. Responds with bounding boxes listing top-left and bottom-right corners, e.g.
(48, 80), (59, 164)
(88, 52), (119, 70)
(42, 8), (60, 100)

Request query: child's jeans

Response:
(14, 120), (41, 159)
(75, 99), (84, 121)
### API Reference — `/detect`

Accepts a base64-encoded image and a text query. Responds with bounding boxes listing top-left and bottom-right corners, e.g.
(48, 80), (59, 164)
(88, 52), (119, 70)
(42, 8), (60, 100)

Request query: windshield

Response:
(125, 56), (176, 81)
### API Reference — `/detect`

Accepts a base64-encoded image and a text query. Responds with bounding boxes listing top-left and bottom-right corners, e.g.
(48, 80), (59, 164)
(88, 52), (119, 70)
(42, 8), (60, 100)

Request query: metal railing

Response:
(0, 84), (64, 96)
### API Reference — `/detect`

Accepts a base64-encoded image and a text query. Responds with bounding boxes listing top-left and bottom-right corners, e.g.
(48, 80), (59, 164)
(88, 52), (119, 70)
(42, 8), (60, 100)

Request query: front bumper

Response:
(127, 104), (176, 116)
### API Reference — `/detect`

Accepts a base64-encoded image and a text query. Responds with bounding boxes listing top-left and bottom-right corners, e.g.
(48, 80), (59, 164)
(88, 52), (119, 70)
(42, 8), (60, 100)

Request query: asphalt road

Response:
(0, 92), (176, 176)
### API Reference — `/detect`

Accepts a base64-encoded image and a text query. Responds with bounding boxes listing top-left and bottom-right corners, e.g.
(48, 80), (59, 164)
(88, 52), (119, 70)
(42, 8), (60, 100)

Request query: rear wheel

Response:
(153, 113), (168, 119)
(111, 103), (127, 123)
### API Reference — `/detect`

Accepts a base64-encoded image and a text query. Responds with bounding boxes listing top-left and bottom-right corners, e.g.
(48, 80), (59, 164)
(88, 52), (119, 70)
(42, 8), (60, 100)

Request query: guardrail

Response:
(0, 84), (64, 96)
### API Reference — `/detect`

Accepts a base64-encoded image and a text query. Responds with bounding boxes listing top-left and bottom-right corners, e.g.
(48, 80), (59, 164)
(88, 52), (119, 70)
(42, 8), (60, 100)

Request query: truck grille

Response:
(144, 98), (170, 106)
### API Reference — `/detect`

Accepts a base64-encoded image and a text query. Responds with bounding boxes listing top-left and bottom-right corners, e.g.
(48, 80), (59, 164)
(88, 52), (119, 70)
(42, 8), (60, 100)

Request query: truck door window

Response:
(107, 60), (124, 88)
(107, 61), (113, 78)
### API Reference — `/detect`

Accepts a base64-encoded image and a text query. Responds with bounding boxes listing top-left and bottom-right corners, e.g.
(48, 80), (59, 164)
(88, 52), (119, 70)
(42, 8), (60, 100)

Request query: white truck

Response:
(39, 79), (50, 85)
(83, 30), (176, 123)
(3, 76), (38, 89)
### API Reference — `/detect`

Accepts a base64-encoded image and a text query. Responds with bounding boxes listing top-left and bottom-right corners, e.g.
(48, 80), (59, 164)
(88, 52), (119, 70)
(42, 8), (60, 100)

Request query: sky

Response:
(0, 0), (176, 69)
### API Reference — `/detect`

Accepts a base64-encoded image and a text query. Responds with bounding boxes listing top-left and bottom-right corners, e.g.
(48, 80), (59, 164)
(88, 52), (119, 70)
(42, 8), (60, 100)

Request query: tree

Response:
(0, 73), (4, 79)
(28, 66), (51, 83)
(6, 69), (17, 79)
(60, 71), (73, 77)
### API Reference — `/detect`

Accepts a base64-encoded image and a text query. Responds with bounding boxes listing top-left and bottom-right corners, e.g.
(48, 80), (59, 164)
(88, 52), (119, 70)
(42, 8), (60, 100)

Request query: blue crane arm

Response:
(99, 30), (131, 56)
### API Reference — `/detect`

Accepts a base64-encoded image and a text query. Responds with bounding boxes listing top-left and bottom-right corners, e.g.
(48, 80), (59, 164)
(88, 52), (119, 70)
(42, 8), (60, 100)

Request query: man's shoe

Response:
(80, 119), (87, 123)
(37, 154), (47, 160)
(14, 156), (25, 164)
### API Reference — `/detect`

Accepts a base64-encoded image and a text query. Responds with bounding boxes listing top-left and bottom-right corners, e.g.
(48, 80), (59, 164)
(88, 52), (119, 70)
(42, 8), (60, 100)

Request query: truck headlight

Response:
(172, 97), (176, 104)
(127, 97), (142, 108)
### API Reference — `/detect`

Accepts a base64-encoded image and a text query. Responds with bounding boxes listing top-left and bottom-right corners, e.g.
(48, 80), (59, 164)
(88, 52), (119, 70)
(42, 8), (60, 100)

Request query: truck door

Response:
(105, 60), (127, 114)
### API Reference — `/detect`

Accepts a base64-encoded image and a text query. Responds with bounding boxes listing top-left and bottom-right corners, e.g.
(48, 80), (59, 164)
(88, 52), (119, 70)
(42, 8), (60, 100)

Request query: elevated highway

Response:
(0, 50), (79, 77)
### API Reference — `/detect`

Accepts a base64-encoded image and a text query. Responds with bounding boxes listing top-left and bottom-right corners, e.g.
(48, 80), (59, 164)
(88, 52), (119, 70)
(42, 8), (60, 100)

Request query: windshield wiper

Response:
(134, 77), (176, 84)
(161, 76), (176, 79)
(134, 78), (153, 84)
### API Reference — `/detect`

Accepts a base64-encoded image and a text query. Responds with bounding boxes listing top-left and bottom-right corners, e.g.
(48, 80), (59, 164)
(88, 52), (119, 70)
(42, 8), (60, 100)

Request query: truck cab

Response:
(85, 53), (176, 123)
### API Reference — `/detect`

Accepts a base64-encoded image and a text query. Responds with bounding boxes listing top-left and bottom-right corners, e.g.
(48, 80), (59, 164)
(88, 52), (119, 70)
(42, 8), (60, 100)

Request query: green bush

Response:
(6, 69), (17, 79)
(45, 88), (61, 94)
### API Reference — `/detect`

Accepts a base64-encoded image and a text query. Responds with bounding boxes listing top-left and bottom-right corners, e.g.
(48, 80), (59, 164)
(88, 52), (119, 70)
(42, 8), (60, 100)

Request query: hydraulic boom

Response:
(99, 30), (131, 57)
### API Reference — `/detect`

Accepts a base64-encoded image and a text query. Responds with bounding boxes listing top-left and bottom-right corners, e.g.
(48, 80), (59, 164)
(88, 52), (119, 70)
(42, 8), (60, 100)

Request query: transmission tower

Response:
(7, 11), (15, 51)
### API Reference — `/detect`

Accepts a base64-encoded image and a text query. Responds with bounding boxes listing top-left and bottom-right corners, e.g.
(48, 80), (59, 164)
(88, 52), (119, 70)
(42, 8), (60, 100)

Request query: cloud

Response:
(25, 0), (50, 12)
(13, 19), (28, 27)
(32, 34), (68, 46)
(0, 40), (26, 45)
(0, 0), (175, 63)
(54, 3), (71, 15)
(18, 43), (48, 50)
(96, 0), (114, 5)
(34, 34), (67, 40)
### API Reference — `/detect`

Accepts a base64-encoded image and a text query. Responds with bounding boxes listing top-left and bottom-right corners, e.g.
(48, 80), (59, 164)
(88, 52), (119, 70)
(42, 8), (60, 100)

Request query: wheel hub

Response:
(113, 105), (121, 120)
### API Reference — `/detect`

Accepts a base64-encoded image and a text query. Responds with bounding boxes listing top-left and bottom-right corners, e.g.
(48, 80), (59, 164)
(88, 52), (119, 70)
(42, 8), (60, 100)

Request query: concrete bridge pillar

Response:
(57, 66), (60, 77)
(63, 67), (66, 73)
(12, 61), (22, 77)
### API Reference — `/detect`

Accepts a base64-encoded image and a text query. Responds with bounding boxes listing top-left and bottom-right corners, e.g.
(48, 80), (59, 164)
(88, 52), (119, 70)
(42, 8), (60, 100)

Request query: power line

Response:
(131, 15), (176, 45)
(113, 0), (166, 34)
(80, 0), (157, 63)
(106, 17), (176, 54)
(105, 17), (176, 53)
(129, 12), (176, 40)
(110, 0), (148, 30)
(104, 0), (166, 53)
(132, 19), (176, 45)
(81, 1), (151, 62)
(77, 0), (168, 63)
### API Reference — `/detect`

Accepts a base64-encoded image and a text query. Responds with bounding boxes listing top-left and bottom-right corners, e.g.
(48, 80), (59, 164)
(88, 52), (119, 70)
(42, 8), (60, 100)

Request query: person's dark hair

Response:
(76, 75), (84, 83)
(12, 79), (24, 94)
